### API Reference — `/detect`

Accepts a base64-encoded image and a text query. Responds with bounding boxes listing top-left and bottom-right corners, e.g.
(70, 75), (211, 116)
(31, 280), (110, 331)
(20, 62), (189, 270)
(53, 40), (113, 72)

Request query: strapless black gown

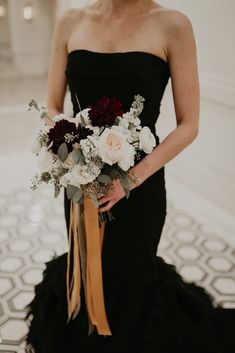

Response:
(24, 49), (235, 353)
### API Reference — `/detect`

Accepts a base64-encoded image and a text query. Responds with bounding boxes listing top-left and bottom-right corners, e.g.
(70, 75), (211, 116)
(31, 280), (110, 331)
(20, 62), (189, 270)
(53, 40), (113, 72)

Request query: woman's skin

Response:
(46, 0), (200, 213)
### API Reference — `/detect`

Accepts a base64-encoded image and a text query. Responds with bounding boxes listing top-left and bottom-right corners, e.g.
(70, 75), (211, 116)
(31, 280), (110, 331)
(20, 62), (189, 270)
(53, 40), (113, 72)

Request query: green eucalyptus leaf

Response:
(79, 155), (86, 166)
(58, 143), (68, 162)
(41, 111), (48, 119)
(119, 177), (129, 188)
(97, 174), (112, 184)
(119, 177), (130, 199)
(66, 184), (80, 199)
(124, 188), (130, 199)
(108, 168), (120, 179)
(72, 188), (83, 203)
(54, 184), (60, 198)
(72, 148), (83, 164)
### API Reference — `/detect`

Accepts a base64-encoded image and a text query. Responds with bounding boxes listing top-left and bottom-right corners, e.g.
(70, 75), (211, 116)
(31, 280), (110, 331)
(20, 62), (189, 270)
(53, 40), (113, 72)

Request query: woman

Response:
(24, 1), (235, 352)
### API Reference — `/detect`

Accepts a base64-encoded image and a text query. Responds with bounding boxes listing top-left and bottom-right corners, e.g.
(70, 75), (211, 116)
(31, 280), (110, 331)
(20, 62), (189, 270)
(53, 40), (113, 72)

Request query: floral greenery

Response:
(29, 94), (156, 222)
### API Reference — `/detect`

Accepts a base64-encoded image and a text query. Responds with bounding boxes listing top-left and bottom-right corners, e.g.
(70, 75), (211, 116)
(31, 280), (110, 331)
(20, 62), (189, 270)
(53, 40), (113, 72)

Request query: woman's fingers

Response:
(99, 200), (115, 213)
(98, 179), (125, 212)
(98, 195), (111, 205)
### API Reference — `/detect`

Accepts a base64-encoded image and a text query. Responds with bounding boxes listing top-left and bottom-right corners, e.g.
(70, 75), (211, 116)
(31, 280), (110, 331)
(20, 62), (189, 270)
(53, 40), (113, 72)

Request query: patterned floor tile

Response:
(0, 185), (234, 351)
(179, 264), (207, 282)
(0, 319), (28, 344)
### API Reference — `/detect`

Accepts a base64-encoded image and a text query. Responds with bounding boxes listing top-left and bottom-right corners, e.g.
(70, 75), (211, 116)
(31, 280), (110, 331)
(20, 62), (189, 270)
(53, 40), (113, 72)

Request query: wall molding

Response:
(200, 72), (235, 109)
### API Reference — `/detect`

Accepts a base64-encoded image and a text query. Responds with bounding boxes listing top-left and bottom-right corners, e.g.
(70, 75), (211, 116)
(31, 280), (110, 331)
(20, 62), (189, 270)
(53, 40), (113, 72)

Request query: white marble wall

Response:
(160, 0), (235, 108)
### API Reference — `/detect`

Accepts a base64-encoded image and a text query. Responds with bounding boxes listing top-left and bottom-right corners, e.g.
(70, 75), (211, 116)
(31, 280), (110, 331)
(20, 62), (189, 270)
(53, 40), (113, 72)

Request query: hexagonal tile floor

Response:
(0, 185), (234, 352)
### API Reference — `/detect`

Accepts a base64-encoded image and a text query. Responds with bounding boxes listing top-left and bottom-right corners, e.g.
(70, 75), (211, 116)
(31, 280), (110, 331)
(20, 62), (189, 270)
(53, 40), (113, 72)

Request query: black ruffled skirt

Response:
(23, 166), (235, 353)
(23, 251), (235, 353)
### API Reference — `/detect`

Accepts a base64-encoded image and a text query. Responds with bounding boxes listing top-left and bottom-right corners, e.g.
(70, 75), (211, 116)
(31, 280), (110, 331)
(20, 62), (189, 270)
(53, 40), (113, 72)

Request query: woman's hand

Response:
(98, 167), (144, 212)
(98, 178), (126, 213)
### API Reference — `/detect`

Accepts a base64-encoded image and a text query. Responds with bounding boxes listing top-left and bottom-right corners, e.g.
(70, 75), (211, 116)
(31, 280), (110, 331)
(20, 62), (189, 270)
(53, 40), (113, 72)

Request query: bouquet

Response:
(29, 94), (156, 221)
(28, 94), (157, 335)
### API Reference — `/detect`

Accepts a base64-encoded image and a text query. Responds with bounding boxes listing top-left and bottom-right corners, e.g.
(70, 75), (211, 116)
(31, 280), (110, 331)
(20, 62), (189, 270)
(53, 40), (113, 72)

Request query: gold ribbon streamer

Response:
(66, 195), (112, 336)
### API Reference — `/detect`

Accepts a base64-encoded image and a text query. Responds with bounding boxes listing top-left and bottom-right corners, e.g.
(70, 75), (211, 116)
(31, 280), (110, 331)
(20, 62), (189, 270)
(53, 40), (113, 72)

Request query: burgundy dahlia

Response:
(88, 96), (124, 127)
(48, 119), (93, 154)
(48, 119), (76, 154)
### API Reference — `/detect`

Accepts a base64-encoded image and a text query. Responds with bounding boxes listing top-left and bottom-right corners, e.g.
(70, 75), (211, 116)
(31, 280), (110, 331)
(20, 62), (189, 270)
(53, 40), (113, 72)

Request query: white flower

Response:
(111, 125), (125, 133)
(52, 113), (67, 122)
(31, 140), (42, 154)
(118, 144), (135, 171)
(134, 117), (141, 126)
(38, 147), (54, 173)
(98, 128), (135, 171)
(80, 136), (99, 161)
(118, 116), (129, 129)
(139, 127), (156, 154)
(59, 173), (69, 188)
(71, 162), (100, 185)
(59, 172), (80, 188)
(74, 108), (91, 127)
(52, 112), (92, 129)
(89, 126), (100, 136)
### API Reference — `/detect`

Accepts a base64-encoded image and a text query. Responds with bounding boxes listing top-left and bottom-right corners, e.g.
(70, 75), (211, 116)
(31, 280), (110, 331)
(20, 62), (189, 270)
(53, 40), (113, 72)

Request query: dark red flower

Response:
(48, 119), (76, 154)
(88, 96), (124, 127)
(48, 119), (93, 154)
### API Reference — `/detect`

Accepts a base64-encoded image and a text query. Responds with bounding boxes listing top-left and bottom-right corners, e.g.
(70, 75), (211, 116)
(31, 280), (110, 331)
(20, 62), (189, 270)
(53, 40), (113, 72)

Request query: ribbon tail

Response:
(79, 205), (96, 336)
(66, 201), (82, 322)
(84, 196), (112, 336)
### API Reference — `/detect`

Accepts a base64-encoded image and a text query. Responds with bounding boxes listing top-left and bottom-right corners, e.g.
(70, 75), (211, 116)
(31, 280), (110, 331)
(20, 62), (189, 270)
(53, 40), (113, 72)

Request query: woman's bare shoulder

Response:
(53, 7), (88, 46)
(154, 6), (193, 33)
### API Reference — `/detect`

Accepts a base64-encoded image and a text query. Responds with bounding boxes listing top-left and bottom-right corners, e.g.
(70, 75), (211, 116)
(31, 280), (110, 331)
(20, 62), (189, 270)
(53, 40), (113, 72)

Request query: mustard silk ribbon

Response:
(66, 195), (112, 336)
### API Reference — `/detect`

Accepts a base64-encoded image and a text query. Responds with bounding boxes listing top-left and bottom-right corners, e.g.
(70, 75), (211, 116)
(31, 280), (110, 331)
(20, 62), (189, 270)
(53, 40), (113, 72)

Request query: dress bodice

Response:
(65, 49), (170, 139)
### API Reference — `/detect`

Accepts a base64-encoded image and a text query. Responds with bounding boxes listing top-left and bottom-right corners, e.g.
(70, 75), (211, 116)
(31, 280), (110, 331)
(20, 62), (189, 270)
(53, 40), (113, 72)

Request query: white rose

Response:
(118, 144), (135, 171)
(71, 162), (100, 185)
(139, 127), (156, 154)
(38, 147), (54, 173)
(98, 128), (135, 170)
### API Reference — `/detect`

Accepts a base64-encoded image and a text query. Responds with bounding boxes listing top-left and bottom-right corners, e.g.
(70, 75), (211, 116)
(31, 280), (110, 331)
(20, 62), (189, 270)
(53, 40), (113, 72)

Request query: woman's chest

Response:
(67, 15), (166, 58)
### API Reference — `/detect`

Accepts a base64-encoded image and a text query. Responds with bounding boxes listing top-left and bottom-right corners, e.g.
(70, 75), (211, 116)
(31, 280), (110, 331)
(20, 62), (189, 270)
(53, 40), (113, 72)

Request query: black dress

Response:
(24, 49), (235, 353)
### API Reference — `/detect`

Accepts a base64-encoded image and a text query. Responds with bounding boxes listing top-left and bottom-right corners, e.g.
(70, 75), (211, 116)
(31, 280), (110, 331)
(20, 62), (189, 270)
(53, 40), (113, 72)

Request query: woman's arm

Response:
(132, 11), (200, 186)
(45, 10), (75, 121)
(99, 11), (200, 212)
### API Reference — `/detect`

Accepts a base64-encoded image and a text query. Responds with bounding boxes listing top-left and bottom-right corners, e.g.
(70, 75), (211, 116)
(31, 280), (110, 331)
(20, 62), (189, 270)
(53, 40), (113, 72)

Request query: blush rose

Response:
(98, 128), (135, 171)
